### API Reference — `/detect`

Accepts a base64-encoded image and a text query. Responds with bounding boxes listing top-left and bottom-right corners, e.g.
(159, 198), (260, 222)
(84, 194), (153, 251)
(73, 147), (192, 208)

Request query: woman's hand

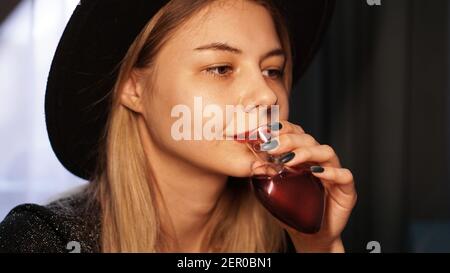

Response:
(251, 121), (357, 253)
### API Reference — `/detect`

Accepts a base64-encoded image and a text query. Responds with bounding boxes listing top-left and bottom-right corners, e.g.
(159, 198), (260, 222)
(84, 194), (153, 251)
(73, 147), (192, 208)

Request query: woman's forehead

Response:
(166, 0), (282, 55)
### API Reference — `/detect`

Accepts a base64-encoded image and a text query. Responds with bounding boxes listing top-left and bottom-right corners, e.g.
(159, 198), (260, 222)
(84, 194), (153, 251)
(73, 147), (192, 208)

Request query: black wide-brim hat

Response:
(45, 0), (336, 180)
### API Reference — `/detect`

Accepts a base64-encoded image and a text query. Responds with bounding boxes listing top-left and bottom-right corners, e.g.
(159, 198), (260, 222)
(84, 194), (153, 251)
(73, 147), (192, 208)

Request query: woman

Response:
(0, 0), (356, 253)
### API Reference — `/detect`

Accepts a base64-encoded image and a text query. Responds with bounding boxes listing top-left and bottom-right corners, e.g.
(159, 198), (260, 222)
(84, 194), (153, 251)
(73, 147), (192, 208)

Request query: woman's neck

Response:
(138, 118), (228, 252)
(157, 166), (227, 252)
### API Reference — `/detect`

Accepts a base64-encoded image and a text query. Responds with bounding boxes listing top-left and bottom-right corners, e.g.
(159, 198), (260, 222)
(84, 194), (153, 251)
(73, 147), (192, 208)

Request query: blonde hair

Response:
(87, 0), (294, 252)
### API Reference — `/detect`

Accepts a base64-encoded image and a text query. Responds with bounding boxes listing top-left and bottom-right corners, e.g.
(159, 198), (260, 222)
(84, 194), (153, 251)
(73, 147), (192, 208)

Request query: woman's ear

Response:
(120, 69), (145, 113)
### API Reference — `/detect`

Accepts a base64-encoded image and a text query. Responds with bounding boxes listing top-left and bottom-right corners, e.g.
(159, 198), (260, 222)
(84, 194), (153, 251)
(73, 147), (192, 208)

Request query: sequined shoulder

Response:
(0, 193), (101, 253)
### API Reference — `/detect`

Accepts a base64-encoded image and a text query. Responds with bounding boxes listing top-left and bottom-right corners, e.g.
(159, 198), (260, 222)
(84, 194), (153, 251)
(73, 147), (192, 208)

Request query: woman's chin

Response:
(224, 142), (259, 177)
(196, 140), (258, 178)
(219, 157), (257, 178)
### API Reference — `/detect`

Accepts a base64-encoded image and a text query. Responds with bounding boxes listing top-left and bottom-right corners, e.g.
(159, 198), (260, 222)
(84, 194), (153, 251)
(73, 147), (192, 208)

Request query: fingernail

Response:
(279, 152), (295, 164)
(260, 139), (279, 151)
(310, 165), (324, 173)
(269, 122), (283, 131)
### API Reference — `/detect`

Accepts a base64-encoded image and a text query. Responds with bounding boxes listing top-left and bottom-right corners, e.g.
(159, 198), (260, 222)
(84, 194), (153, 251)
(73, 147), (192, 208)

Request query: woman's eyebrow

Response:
(195, 42), (242, 54)
(194, 42), (286, 61)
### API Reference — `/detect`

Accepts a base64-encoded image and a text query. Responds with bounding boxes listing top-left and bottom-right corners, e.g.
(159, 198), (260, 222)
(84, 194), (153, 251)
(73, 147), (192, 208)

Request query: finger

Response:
(283, 145), (341, 167)
(311, 166), (354, 185)
(251, 160), (280, 177)
(311, 166), (356, 195)
(269, 120), (305, 136)
(261, 133), (319, 155)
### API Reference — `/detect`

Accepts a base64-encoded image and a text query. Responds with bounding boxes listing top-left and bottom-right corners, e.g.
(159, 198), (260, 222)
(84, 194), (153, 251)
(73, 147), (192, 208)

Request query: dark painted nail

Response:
(279, 152), (295, 164)
(260, 139), (279, 151)
(310, 166), (324, 173)
(269, 122), (282, 131)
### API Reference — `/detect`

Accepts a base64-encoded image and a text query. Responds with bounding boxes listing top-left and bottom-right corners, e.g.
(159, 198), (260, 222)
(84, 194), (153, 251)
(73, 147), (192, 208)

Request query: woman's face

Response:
(136, 0), (290, 177)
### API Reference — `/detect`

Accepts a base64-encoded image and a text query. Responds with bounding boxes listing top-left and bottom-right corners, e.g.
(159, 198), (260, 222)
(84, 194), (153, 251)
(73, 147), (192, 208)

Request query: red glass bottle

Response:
(243, 126), (325, 234)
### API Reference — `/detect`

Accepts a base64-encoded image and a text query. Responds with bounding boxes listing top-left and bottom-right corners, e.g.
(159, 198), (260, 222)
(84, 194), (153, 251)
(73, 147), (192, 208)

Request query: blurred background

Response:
(0, 0), (449, 252)
(0, 0), (86, 222)
(293, 0), (450, 252)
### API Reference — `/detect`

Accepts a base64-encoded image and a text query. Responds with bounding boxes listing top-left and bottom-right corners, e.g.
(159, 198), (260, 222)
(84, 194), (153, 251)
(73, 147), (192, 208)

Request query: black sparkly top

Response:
(0, 191), (296, 253)
(0, 191), (101, 253)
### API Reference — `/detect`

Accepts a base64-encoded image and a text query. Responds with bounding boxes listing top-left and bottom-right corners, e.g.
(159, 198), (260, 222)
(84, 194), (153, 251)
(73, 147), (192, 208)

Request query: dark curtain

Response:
(290, 0), (450, 252)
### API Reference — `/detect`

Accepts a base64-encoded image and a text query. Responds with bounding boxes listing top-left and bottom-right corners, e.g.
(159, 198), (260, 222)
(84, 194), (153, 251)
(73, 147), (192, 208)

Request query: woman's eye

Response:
(263, 69), (284, 79)
(205, 65), (233, 78)
(204, 66), (283, 80)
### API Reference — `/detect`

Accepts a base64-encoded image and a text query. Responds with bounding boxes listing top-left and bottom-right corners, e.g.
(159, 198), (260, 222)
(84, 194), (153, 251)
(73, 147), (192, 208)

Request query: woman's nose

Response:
(238, 68), (278, 110)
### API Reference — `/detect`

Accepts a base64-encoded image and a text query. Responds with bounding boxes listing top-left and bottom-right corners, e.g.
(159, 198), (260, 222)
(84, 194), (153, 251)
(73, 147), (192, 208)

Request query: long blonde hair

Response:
(87, 0), (294, 252)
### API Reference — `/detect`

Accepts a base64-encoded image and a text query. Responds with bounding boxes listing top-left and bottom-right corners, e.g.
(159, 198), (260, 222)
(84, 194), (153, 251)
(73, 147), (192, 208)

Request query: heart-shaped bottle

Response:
(245, 126), (325, 234)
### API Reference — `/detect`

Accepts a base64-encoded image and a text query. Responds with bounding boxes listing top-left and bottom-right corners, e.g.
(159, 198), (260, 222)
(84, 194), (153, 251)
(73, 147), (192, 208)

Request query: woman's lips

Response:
(230, 125), (271, 143)
(232, 129), (257, 143)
